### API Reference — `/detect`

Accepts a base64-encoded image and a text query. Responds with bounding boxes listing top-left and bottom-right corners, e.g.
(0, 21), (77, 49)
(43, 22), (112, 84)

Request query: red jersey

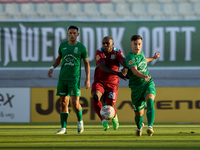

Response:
(94, 47), (125, 85)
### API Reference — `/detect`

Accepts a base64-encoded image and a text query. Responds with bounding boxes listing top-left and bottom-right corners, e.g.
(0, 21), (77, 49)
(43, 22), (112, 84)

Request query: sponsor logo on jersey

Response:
(74, 47), (78, 53)
(111, 54), (115, 59)
(63, 47), (67, 50)
(129, 60), (134, 65)
(96, 55), (100, 61)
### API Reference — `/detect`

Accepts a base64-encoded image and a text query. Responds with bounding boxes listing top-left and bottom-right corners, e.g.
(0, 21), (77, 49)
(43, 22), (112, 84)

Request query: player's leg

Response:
(131, 88), (146, 136)
(71, 96), (84, 134)
(55, 80), (69, 134)
(144, 82), (156, 136)
(106, 85), (119, 130)
(92, 90), (109, 131)
(134, 109), (144, 137)
(69, 81), (84, 134)
(91, 82), (109, 131)
(145, 93), (155, 136)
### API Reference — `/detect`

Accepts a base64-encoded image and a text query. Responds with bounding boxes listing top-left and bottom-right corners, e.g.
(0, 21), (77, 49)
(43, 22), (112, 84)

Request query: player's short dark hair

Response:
(131, 35), (142, 41)
(103, 36), (114, 45)
(68, 26), (78, 31)
(103, 36), (113, 41)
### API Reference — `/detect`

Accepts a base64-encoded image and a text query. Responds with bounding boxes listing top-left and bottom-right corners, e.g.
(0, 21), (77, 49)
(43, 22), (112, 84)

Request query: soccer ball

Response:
(100, 105), (115, 120)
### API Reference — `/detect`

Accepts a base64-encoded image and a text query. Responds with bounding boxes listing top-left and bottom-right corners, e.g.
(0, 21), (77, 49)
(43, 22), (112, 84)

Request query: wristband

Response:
(50, 66), (55, 71)
(145, 78), (148, 81)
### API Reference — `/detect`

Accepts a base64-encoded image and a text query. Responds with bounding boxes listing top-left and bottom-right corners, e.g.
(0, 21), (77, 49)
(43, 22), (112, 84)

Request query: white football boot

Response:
(77, 120), (84, 134)
(54, 128), (67, 134)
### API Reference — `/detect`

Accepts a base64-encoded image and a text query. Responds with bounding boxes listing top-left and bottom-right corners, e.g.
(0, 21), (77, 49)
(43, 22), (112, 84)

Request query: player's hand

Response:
(121, 68), (128, 76)
(153, 53), (160, 59)
(144, 76), (151, 82)
(47, 69), (53, 78)
(85, 79), (90, 89)
(117, 72), (127, 81)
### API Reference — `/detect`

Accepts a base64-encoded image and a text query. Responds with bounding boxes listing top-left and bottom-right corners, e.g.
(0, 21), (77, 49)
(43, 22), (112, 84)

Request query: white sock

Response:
(102, 119), (106, 124)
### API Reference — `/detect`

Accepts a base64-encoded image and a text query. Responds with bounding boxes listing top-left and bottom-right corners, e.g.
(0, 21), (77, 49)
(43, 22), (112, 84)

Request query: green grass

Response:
(0, 122), (200, 150)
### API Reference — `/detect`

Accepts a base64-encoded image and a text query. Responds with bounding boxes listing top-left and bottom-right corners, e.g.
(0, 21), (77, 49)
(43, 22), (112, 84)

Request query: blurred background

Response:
(0, 0), (200, 123)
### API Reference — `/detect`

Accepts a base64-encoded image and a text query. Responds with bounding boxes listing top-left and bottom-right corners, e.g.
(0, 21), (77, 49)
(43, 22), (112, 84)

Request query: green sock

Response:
(147, 98), (155, 127)
(135, 115), (143, 129)
(75, 109), (82, 121)
(60, 112), (69, 128)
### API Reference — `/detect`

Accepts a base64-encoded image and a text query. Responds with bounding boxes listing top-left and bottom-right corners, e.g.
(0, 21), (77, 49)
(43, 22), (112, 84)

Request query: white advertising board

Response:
(0, 88), (30, 122)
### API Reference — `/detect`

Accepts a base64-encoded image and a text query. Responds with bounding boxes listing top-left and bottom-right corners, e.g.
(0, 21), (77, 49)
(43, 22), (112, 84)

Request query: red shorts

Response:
(91, 81), (118, 106)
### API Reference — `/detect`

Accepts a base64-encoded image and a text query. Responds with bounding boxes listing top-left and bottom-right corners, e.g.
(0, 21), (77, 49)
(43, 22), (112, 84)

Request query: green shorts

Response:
(130, 81), (156, 112)
(56, 79), (81, 97)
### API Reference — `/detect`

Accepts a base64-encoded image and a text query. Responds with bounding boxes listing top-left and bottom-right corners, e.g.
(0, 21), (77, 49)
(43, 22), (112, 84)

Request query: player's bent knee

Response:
(93, 94), (99, 101)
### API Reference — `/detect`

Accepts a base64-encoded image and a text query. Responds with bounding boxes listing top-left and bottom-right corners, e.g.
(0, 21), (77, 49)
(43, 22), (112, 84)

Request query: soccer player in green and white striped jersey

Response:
(47, 26), (90, 134)
(125, 35), (160, 137)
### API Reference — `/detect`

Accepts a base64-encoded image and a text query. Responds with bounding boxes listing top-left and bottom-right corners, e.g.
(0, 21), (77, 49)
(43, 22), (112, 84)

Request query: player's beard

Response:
(69, 37), (76, 43)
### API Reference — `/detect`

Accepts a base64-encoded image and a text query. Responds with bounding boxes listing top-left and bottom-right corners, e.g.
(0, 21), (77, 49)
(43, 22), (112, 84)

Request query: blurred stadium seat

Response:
(67, 3), (86, 19)
(194, 3), (200, 18)
(0, 0), (14, 3)
(36, 3), (55, 18)
(157, 0), (173, 3)
(0, 0), (199, 20)
(147, 3), (165, 19)
(61, 0), (78, 2)
(46, 0), (62, 3)
(83, 3), (103, 19)
(173, 0), (188, 3)
(5, 3), (24, 19)
(142, 0), (157, 3)
(93, 0), (110, 3)
(14, 0), (29, 3)
(131, 3), (149, 19)
(178, 2), (196, 19)
(52, 3), (70, 19)
(99, 3), (118, 19)
(126, 0), (143, 3)
(115, 3), (133, 19)
(110, 0), (124, 3)
(30, 0), (45, 3)
(0, 4), (7, 19)
(188, 0), (200, 2)
(21, 3), (38, 19)
(163, 3), (180, 19)
(77, 0), (93, 3)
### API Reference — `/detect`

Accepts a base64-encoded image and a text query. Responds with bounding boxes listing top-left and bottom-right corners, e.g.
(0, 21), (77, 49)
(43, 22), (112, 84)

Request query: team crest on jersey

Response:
(74, 47), (78, 53)
(96, 55), (100, 61)
(129, 60), (134, 65)
(111, 54), (115, 59)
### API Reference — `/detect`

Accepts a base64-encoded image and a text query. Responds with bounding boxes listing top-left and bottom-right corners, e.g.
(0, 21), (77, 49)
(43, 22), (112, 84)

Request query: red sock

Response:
(93, 100), (103, 121)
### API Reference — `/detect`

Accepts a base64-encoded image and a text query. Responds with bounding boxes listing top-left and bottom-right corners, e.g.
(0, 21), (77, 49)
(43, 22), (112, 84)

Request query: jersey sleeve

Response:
(95, 49), (105, 64)
(81, 45), (88, 60)
(58, 44), (62, 57)
(116, 49), (125, 61)
(126, 54), (136, 69)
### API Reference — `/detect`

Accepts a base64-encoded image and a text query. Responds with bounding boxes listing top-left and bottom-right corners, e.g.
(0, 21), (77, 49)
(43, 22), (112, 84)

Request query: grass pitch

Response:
(0, 122), (199, 150)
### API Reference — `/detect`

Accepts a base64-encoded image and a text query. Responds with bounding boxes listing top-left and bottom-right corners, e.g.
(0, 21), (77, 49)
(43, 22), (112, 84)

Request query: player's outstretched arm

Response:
(98, 61), (127, 80)
(145, 52), (160, 63)
(131, 66), (151, 82)
(83, 58), (90, 89)
(119, 59), (128, 76)
(47, 55), (62, 78)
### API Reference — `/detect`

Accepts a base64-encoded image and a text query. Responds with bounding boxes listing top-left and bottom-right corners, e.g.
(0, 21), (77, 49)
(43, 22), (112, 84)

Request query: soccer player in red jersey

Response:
(91, 36), (127, 131)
